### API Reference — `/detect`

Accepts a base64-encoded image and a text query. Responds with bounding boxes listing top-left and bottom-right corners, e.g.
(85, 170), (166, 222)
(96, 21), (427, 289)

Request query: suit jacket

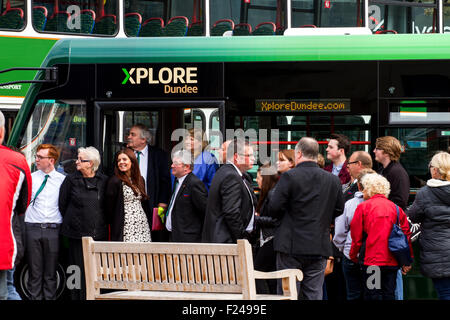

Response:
(202, 164), (256, 243)
(145, 145), (171, 215)
(168, 173), (208, 242)
(269, 161), (345, 257)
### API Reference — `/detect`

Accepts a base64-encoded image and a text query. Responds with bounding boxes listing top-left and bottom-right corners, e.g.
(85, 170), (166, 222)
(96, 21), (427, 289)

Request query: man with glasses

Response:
(24, 144), (66, 300)
(342, 151), (373, 202)
(0, 111), (32, 300)
(202, 138), (257, 243)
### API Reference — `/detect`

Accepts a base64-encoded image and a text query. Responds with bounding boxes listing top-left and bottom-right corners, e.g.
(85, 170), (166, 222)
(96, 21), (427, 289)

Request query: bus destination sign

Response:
(255, 99), (351, 112)
(97, 63), (223, 99)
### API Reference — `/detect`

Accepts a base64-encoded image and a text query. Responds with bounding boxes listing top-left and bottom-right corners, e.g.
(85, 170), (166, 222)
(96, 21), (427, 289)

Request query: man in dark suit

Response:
(269, 137), (344, 300)
(165, 150), (207, 242)
(202, 138), (257, 243)
(127, 124), (171, 241)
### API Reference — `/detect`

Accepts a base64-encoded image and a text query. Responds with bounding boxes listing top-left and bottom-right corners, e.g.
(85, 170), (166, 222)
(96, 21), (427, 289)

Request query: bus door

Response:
(94, 101), (224, 175)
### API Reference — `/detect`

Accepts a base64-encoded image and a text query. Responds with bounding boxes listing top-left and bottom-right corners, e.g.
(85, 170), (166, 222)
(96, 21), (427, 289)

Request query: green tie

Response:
(136, 151), (142, 165)
(32, 174), (49, 205)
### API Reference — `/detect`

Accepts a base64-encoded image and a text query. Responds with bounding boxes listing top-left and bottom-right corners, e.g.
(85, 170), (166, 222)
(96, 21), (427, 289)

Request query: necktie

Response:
(32, 174), (49, 205)
(136, 151), (142, 165)
(166, 179), (179, 218)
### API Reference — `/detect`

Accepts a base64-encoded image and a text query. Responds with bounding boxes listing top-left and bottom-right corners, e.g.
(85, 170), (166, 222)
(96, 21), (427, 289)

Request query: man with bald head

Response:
(269, 137), (344, 300)
(343, 151), (373, 202)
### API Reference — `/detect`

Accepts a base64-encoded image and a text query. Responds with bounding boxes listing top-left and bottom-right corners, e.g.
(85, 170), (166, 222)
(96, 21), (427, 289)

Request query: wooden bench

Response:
(82, 237), (303, 300)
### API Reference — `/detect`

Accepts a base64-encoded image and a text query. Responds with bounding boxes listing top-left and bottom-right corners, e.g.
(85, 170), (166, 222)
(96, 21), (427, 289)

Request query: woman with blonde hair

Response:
(349, 173), (413, 300)
(408, 151), (450, 300)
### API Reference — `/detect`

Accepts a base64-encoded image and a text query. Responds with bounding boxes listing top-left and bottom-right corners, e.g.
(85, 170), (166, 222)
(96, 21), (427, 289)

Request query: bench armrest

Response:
(253, 269), (303, 299)
(254, 269), (303, 281)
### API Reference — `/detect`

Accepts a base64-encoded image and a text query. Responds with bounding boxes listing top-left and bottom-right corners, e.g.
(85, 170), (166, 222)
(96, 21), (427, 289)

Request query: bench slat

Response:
(214, 255), (222, 284)
(140, 253), (147, 282)
(193, 255), (201, 283)
(200, 255), (208, 284)
(91, 242), (238, 255)
(220, 255), (229, 284)
(206, 255), (215, 284)
(160, 254), (167, 283)
(227, 255), (236, 284)
(95, 281), (243, 293)
(153, 254), (161, 282)
(173, 254), (181, 283)
(166, 254), (174, 283)
(180, 254), (188, 283)
(146, 253), (154, 282)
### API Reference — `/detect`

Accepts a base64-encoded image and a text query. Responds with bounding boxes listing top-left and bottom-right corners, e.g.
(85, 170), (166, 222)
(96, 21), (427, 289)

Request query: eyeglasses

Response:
(35, 155), (51, 160)
(347, 161), (359, 166)
(76, 158), (91, 163)
(238, 153), (254, 158)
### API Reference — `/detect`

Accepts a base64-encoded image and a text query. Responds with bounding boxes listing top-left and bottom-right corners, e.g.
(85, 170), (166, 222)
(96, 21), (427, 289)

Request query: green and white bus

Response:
(2, 0), (450, 141)
(8, 34), (450, 300)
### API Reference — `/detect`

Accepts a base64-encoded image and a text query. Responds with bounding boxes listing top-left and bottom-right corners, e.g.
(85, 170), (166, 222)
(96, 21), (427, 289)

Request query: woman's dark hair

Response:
(256, 163), (279, 213)
(114, 148), (148, 199)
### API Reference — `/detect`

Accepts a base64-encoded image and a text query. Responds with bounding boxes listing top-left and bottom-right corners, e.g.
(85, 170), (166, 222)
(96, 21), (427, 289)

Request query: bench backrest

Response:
(82, 237), (257, 299)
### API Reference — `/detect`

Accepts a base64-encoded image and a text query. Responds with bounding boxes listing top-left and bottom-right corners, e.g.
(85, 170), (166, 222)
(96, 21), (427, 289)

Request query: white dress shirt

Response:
(228, 162), (255, 232)
(135, 145), (148, 192)
(25, 169), (66, 224)
(165, 174), (187, 232)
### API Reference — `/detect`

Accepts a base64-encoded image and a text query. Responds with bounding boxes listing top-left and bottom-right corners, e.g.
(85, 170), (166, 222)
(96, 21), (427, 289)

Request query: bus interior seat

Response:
(233, 23), (252, 36)
(78, 9), (96, 34)
(187, 21), (203, 36)
(375, 29), (398, 34)
(252, 22), (276, 35)
(124, 12), (142, 37)
(32, 6), (48, 31)
(92, 14), (116, 35)
(139, 17), (164, 37)
(163, 16), (189, 37)
(210, 19), (235, 36)
(45, 11), (71, 32)
(0, 7), (24, 29)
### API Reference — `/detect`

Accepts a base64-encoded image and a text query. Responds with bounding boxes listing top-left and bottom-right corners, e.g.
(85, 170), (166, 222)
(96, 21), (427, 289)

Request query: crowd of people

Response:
(1, 109), (450, 301)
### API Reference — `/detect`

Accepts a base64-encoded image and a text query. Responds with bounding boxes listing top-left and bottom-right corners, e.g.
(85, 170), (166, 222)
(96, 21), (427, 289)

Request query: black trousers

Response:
(362, 265), (399, 300)
(25, 223), (60, 300)
(254, 239), (277, 294)
(67, 238), (86, 300)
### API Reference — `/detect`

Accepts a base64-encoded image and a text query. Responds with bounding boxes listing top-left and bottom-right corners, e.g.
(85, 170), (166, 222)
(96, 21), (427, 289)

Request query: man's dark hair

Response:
(330, 133), (350, 155)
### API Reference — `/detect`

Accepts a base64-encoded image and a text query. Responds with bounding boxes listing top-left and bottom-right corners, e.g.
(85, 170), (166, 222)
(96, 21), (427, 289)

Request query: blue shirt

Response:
(192, 151), (218, 191)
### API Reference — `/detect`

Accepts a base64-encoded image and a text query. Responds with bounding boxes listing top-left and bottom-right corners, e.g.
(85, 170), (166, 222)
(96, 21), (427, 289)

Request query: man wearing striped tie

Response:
(24, 144), (65, 300)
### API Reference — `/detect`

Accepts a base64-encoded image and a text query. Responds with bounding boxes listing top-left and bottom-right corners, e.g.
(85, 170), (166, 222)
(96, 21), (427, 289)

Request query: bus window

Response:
(19, 99), (86, 174)
(32, 0), (119, 35)
(368, 0), (438, 34)
(292, 0), (364, 28)
(0, 0), (25, 31)
(125, 0), (204, 37)
(210, 0), (286, 35)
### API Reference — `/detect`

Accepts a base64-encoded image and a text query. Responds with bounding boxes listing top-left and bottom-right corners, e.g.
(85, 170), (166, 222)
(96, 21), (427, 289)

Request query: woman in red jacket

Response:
(349, 173), (413, 300)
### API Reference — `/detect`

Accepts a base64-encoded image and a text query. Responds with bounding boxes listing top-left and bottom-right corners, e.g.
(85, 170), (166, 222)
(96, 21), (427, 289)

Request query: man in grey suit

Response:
(202, 138), (256, 243)
(269, 137), (344, 300)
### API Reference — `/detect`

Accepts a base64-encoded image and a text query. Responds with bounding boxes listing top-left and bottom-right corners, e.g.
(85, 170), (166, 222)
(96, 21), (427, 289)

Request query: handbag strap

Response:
(395, 204), (400, 226)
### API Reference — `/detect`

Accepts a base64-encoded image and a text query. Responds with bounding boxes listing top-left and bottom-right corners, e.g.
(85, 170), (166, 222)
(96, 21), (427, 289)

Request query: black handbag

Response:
(388, 205), (413, 266)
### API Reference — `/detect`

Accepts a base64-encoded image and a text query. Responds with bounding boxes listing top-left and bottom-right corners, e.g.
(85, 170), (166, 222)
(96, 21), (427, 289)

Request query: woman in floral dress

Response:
(105, 148), (151, 242)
